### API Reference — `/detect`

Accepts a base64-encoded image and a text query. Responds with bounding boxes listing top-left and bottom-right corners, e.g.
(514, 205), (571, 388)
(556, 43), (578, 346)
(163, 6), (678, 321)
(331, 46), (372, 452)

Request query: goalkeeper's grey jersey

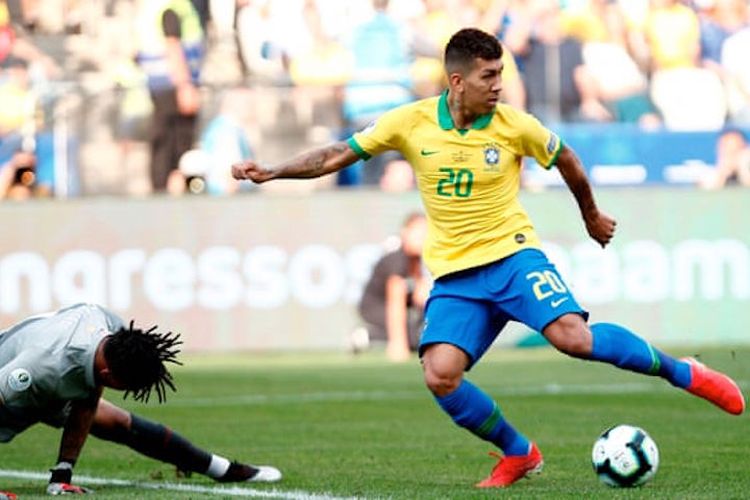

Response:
(0, 303), (124, 442)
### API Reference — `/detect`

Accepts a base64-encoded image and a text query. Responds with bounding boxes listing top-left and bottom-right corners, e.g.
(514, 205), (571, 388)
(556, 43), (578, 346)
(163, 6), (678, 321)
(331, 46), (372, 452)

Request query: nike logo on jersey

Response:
(551, 297), (569, 308)
(420, 149), (439, 156)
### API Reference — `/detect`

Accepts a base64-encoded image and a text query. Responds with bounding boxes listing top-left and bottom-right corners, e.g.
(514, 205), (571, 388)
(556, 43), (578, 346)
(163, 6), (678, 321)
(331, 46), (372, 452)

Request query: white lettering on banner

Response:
(571, 243), (620, 304)
(109, 249), (146, 310)
(672, 239), (750, 301)
(197, 246), (243, 310)
(0, 239), (747, 314)
(545, 239), (749, 304)
(622, 241), (670, 302)
(0, 252), (51, 313)
(143, 248), (196, 311)
(289, 245), (347, 308)
(53, 251), (106, 305)
(243, 245), (288, 309)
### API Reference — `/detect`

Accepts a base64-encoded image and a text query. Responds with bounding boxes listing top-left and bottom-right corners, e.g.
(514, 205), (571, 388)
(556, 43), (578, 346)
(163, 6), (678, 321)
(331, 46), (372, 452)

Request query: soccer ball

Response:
(591, 424), (659, 487)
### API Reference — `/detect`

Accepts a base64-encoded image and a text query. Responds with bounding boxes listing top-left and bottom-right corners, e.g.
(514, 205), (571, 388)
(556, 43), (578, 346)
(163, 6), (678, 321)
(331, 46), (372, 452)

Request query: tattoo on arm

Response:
(276, 142), (357, 179)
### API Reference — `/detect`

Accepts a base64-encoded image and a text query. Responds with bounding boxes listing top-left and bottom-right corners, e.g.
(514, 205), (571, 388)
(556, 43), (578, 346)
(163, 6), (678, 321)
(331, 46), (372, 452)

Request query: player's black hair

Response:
(103, 321), (183, 403)
(444, 28), (503, 75)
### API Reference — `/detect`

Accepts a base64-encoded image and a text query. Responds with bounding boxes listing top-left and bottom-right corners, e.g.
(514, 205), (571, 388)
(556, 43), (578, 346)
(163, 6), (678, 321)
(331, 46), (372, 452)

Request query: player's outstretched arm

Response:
(232, 141), (360, 184)
(47, 392), (101, 495)
(555, 145), (617, 248)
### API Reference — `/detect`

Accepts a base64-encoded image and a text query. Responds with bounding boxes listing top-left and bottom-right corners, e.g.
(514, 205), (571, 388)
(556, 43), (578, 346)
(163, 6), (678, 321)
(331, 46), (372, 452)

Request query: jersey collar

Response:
(438, 90), (494, 133)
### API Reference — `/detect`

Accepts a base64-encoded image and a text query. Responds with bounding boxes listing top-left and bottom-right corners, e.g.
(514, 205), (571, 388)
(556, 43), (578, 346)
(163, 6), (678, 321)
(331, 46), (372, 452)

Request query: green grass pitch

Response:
(2, 347), (748, 499)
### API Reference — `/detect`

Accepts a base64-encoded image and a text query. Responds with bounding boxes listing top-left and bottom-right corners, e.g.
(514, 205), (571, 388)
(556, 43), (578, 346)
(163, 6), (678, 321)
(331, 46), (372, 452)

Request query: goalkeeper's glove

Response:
(46, 483), (91, 495)
(48, 462), (92, 495)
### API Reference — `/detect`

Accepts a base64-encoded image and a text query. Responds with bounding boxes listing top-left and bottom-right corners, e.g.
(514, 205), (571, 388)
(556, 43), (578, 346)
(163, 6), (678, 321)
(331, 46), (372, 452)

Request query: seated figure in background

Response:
(698, 128), (750, 189)
(356, 212), (430, 362)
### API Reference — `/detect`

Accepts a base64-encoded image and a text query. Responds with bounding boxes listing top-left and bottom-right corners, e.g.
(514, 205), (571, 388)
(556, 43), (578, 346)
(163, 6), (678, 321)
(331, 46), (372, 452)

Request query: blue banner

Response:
(525, 124), (749, 186)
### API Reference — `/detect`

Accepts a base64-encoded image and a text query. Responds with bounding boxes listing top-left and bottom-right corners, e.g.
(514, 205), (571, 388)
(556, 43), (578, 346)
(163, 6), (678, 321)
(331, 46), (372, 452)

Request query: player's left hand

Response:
(46, 483), (92, 495)
(585, 210), (616, 248)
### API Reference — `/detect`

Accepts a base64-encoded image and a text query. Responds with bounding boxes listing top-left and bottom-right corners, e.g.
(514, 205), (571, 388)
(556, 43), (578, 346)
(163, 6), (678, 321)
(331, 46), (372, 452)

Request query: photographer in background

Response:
(166, 148), (208, 196)
(356, 212), (430, 362)
(0, 55), (42, 201)
(0, 149), (35, 200)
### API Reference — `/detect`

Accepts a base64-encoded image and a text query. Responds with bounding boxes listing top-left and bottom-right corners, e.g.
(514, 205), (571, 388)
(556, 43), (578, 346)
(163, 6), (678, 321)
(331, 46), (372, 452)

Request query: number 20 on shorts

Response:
(526, 270), (568, 301)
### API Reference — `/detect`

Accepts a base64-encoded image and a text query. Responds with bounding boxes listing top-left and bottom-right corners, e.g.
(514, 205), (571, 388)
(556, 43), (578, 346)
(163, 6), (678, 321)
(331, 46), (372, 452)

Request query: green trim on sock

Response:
(647, 345), (661, 374)
(476, 403), (503, 437)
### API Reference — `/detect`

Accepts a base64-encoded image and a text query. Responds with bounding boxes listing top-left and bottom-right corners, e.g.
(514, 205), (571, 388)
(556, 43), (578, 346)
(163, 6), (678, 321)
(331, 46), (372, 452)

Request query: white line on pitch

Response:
(0, 469), (358, 500)
(168, 379), (750, 407)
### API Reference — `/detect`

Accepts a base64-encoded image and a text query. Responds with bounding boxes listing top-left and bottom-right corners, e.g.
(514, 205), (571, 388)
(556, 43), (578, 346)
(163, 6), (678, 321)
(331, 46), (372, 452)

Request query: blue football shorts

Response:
(419, 248), (588, 369)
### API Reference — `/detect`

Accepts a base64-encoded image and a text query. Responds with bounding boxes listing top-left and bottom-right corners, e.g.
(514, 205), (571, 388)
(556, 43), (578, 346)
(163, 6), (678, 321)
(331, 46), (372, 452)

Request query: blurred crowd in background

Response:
(1, 0), (750, 200)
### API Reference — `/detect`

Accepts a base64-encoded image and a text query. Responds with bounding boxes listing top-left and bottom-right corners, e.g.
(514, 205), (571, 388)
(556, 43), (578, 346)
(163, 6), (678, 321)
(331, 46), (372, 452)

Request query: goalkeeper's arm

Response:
(48, 391), (101, 495)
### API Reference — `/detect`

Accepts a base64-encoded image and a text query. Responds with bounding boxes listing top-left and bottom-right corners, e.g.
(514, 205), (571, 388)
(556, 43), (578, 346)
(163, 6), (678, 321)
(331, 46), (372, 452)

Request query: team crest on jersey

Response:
(483, 143), (501, 171)
(546, 133), (560, 154)
(8, 368), (32, 392)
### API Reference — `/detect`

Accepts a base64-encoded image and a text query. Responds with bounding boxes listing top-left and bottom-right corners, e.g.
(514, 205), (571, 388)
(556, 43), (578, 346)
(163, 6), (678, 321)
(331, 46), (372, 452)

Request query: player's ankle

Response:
(206, 455), (231, 479)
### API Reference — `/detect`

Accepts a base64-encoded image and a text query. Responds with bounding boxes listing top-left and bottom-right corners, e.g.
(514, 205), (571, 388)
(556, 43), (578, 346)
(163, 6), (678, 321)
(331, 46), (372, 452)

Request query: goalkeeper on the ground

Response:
(0, 303), (281, 495)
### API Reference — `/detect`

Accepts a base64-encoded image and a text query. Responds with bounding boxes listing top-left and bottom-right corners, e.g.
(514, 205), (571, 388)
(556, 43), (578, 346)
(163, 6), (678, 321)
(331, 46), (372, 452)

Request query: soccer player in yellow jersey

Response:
(232, 28), (745, 488)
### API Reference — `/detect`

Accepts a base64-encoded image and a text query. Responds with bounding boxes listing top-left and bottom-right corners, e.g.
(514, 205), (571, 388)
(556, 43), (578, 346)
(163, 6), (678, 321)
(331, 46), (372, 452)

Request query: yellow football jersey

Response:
(349, 91), (562, 279)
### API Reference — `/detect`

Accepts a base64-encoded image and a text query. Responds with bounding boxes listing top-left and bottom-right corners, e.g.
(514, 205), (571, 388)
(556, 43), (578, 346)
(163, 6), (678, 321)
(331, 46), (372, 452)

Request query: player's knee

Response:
(544, 314), (592, 358)
(91, 401), (132, 442)
(556, 334), (591, 358)
(423, 367), (462, 396)
(421, 343), (468, 396)
(91, 411), (131, 443)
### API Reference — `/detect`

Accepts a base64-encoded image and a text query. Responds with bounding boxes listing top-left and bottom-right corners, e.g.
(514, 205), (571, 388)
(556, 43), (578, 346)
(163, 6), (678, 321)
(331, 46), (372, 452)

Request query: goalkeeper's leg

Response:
(90, 399), (281, 482)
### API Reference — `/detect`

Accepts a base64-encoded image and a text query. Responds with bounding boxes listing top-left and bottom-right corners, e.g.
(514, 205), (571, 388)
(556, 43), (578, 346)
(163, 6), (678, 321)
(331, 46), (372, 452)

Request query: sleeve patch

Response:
(7, 368), (32, 392)
(360, 120), (377, 135)
(546, 133), (560, 155)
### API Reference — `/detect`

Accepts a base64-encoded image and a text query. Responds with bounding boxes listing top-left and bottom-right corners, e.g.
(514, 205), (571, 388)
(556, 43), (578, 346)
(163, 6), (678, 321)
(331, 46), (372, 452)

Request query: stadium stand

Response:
(0, 0), (748, 196)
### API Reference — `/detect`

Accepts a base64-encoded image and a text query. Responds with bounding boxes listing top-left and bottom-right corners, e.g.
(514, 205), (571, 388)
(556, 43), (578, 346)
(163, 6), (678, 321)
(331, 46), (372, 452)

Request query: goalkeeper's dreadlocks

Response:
(103, 321), (183, 403)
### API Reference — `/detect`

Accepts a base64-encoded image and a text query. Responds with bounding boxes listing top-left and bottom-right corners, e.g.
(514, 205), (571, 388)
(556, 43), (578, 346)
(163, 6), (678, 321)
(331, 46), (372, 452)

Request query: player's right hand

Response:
(231, 160), (273, 183)
(46, 483), (92, 495)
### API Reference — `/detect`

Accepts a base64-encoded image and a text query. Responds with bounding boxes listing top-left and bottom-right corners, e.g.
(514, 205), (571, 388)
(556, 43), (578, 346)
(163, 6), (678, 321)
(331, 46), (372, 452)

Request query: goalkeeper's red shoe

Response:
(683, 358), (745, 415)
(475, 443), (543, 488)
(0, 491), (17, 500)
